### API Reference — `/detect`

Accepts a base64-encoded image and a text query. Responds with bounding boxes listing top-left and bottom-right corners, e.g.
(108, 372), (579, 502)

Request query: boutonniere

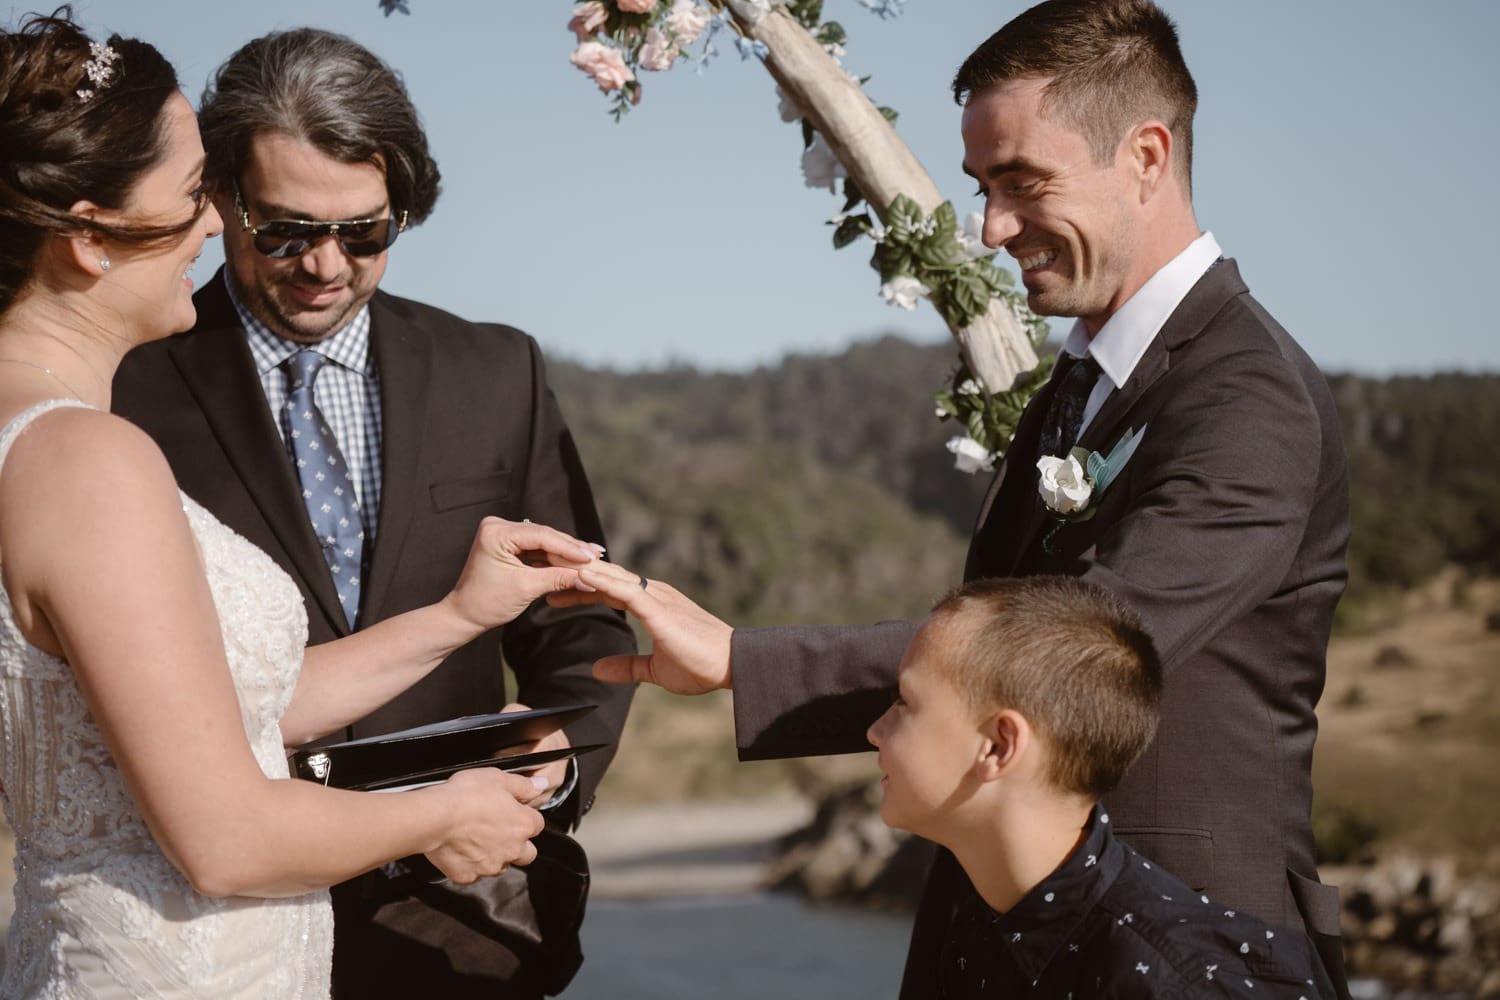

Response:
(1036, 425), (1148, 551)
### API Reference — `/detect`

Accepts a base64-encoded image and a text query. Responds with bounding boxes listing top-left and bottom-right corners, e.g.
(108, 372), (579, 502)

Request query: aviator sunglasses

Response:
(234, 183), (409, 259)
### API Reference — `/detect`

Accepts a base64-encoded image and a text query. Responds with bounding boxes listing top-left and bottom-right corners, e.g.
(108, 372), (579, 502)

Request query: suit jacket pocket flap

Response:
(1287, 867), (1342, 937)
(430, 472), (510, 512)
(1115, 826), (1214, 891)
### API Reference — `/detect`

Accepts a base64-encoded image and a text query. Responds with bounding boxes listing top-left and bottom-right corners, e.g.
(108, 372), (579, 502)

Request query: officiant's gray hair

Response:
(197, 27), (441, 224)
(925, 576), (1161, 799)
(953, 0), (1198, 195)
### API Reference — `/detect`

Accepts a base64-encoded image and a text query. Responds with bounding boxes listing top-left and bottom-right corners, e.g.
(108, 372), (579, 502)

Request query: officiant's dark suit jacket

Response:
(727, 259), (1350, 997)
(112, 271), (636, 997)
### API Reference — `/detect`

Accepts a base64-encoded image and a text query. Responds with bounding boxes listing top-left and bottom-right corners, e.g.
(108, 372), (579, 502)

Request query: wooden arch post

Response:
(720, 0), (1039, 393)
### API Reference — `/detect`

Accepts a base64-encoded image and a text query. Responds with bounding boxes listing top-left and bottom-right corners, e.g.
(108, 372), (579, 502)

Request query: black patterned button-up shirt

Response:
(940, 808), (1335, 998)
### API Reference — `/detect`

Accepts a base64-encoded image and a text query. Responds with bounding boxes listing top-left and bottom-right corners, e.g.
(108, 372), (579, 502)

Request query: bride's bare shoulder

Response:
(0, 404), (180, 524)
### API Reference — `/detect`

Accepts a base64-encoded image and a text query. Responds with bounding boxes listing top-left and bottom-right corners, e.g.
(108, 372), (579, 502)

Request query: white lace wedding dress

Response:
(0, 400), (333, 998)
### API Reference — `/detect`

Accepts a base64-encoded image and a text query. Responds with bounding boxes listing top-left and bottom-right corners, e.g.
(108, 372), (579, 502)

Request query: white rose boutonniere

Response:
(1036, 425), (1148, 552)
(1036, 453), (1092, 514)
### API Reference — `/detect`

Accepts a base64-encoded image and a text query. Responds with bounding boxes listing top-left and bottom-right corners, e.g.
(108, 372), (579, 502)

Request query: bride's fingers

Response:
(482, 517), (597, 565)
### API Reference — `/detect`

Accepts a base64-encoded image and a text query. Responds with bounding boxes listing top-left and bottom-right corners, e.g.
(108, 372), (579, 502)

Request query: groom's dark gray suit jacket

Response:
(112, 271), (636, 997)
(728, 259), (1350, 996)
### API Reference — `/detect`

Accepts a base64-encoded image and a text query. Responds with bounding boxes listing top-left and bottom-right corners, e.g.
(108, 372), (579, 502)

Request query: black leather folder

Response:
(288, 704), (602, 791)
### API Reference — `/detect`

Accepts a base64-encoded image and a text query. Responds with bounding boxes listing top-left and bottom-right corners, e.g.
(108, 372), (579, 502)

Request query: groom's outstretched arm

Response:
(552, 563), (913, 760)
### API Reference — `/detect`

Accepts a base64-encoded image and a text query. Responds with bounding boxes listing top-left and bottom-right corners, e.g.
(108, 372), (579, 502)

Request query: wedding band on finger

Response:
(638, 576), (648, 591)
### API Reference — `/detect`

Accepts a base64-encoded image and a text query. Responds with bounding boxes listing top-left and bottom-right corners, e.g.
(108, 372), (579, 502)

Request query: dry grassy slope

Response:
(1314, 575), (1500, 869)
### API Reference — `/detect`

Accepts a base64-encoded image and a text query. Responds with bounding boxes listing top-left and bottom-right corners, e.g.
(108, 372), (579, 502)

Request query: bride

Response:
(0, 13), (600, 996)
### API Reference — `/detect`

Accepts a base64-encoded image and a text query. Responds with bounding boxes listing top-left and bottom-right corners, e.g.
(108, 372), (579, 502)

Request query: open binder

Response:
(288, 703), (602, 792)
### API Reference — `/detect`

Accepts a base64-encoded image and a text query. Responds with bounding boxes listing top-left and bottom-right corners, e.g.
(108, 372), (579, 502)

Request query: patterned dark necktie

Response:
(1037, 353), (1102, 458)
(283, 350), (365, 627)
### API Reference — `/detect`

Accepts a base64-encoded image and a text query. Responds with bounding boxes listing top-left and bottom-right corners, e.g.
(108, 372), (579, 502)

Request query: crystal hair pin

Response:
(76, 41), (121, 102)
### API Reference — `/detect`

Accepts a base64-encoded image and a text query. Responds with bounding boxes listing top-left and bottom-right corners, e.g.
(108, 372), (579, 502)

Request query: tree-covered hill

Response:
(547, 337), (1500, 630)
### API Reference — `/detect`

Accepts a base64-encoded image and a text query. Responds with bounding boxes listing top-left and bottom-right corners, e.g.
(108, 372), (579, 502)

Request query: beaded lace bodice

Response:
(0, 399), (332, 998)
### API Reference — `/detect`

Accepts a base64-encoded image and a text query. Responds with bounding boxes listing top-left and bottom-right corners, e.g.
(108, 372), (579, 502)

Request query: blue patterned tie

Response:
(283, 350), (365, 627)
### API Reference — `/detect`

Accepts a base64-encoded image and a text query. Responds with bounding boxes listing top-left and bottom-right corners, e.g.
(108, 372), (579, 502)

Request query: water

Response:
(564, 893), (914, 999)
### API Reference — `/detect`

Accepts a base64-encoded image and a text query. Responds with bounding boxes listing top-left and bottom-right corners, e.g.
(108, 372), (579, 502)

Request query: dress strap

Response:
(0, 398), (94, 478)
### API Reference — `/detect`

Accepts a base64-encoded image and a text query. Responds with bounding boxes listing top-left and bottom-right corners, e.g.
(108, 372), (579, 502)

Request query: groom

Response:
(113, 27), (634, 1000)
(559, 0), (1350, 995)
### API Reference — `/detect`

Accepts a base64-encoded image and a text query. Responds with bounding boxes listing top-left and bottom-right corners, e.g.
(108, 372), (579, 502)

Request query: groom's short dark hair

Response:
(198, 28), (441, 224)
(927, 576), (1161, 799)
(953, 0), (1198, 193)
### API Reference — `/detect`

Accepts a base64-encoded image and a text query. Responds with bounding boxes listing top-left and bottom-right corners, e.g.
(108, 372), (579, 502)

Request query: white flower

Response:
(776, 84), (802, 123)
(956, 211), (992, 261)
(801, 132), (846, 192)
(957, 378), (982, 396)
(640, 28), (680, 71)
(946, 435), (995, 474)
(879, 275), (928, 311)
(664, 0), (712, 44)
(1036, 454), (1093, 514)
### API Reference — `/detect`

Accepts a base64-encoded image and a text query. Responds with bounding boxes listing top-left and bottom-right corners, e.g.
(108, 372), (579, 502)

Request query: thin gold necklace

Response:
(0, 358), (87, 400)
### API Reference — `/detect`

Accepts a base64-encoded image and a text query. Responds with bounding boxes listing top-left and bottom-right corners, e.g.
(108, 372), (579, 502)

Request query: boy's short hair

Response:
(926, 576), (1161, 799)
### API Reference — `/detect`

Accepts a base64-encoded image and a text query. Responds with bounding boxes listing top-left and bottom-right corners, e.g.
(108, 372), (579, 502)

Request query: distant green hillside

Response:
(548, 337), (1500, 631)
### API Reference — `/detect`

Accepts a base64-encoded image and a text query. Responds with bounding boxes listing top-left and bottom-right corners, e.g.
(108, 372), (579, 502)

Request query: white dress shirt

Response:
(1059, 231), (1223, 439)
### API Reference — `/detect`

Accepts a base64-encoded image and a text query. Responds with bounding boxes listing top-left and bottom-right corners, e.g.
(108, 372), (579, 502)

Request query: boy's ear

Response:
(975, 709), (1030, 783)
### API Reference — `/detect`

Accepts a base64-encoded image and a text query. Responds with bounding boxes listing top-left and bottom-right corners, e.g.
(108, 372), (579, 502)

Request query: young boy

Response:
(867, 576), (1336, 997)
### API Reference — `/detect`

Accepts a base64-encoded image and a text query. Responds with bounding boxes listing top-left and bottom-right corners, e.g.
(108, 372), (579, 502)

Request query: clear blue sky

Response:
(54, 0), (1500, 374)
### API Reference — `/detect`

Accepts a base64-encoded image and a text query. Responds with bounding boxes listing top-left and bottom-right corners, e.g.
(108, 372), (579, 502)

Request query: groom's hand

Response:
(547, 562), (733, 695)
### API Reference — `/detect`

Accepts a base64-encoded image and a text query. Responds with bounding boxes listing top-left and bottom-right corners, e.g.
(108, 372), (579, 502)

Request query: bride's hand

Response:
(441, 517), (601, 633)
(423, 768), (547, 884)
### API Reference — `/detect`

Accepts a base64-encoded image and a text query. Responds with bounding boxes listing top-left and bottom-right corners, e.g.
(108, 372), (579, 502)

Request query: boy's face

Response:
(866, 621), (986, 841)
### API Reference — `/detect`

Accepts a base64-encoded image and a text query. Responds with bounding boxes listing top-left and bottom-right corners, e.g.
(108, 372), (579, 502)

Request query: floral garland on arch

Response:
(561, 0), (1046, 472)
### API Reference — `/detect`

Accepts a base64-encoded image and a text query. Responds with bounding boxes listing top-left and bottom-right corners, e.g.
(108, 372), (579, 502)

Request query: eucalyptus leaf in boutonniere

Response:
(1037, 425), (1148, 553)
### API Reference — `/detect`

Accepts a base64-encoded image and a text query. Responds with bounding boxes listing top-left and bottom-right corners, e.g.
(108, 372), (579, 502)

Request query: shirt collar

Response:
(1059, 231), (1223, 390)
(225, 269), (375, 380)
(978, 805), (1129, 983)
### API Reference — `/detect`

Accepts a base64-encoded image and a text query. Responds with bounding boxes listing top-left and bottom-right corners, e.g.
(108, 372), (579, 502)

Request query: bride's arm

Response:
(278, 518), (601, 748)
(0, 409), (545, 897)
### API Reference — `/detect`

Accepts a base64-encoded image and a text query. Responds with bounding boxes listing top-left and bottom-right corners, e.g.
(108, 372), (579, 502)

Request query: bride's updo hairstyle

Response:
(0, 8), (203, 317)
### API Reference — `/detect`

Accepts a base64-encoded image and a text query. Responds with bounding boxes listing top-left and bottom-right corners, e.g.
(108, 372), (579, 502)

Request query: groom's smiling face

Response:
(962, 77), (1146, 332)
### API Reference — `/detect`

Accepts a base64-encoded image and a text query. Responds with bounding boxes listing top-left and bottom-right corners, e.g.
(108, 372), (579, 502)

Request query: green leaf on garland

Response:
(878, 106), (899, 125)
(950, 272), (991, 327)
(816, 20), (847, 48)
(832, 213), (872, 249)
(801, 120), (816, 150)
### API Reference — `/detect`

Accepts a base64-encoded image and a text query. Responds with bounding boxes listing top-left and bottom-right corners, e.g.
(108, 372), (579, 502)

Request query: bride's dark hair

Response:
(0, 7), (204, 316)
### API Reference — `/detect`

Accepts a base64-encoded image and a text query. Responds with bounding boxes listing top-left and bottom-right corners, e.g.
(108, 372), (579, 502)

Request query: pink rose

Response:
(617, 0), (655, 13)
(570, 41), (636, 93)
(568, 1), (609, 41)
(664, 0), (712, 44)
(639, 28), (679, 71)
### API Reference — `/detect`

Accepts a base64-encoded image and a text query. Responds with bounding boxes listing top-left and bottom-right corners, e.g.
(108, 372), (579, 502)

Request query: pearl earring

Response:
(99, 258), (111, 271)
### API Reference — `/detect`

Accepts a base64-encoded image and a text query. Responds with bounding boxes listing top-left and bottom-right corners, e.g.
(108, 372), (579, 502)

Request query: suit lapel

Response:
(359, 293), (433, 622)
(169, 275), (350, 632)
(981, 258), (1251, 572)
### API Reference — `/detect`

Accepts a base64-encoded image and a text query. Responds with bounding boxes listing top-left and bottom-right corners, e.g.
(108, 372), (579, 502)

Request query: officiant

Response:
(112, 27), (635, 1000)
